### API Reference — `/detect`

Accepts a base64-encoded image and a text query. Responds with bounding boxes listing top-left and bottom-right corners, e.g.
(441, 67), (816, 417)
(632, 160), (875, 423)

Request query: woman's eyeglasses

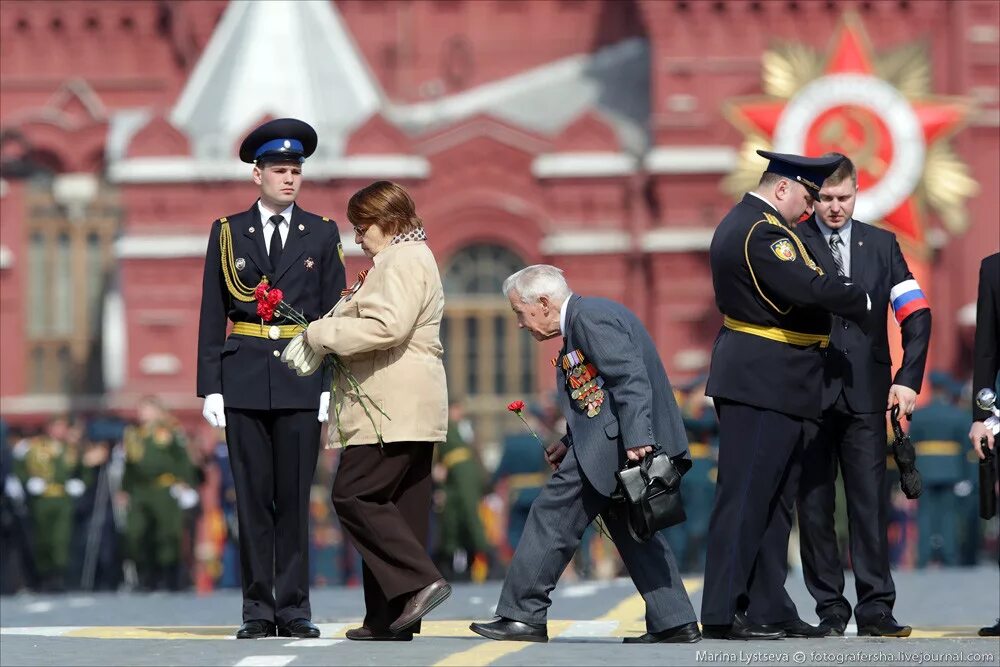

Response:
(352, 224), (370, 235)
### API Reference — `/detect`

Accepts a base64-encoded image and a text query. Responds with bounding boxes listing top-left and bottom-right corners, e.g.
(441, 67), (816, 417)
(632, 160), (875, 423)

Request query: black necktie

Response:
(829, 231), (846, 277)
(268, 214), (284, 270)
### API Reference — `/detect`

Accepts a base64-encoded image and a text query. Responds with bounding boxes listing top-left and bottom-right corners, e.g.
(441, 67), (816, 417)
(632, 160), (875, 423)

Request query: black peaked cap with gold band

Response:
(239, 118), (318, 164)
(756, 150), (844, 197)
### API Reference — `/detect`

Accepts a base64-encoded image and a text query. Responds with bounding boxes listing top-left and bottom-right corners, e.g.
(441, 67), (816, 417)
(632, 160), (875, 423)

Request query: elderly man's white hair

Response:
(502, 264), (571, 303)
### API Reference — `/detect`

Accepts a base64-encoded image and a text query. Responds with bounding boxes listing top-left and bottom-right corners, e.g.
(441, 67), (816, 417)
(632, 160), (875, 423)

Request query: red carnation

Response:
(254, 281), (270, 301)
(507, 400), (525, 413)
(267, 288), (284, 306)
(256, 300), (274, 322)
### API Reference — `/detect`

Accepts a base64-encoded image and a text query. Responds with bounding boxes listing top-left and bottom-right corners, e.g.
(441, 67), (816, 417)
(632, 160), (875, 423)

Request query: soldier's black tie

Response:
(268, 214), (284, 270)
(829, 231), (846, 277)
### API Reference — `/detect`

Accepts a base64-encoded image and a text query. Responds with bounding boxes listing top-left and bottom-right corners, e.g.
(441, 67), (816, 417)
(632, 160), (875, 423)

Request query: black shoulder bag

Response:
(610, 450), (691, 543)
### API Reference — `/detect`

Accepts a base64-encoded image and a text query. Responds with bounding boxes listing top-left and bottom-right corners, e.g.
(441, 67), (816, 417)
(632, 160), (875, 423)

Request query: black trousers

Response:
(332, 442), (441, 633)
(797, 392), (895, 625)
(225, 408), (320, 624)
(701, 400), (804, 626)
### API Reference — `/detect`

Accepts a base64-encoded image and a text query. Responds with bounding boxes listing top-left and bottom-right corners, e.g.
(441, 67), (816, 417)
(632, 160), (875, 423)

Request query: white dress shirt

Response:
(258, 201), (293, 248)
(559, 293), (574, 337)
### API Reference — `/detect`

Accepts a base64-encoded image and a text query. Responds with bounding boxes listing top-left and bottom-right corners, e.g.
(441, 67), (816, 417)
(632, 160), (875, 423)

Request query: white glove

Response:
(4, 475), (24, 502)
(65, 478), (85, 497)
(178, 487), (200, 510)
(318, 391), (330, 423)
(203, 393), (226, 428)
(26, 477), (47, 496)
(281, 333), (324, 377)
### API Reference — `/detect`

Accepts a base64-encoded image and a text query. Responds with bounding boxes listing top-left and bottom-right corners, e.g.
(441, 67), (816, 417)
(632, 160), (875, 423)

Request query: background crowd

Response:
(1, 369), (993, 596)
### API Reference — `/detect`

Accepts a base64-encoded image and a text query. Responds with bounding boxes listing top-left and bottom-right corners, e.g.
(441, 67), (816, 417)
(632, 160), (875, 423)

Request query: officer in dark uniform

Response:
(197, 118), (346, 639)
(910, 372), (969, 568)
(701, 151), (870, 640)
(491, 433), (549, 553)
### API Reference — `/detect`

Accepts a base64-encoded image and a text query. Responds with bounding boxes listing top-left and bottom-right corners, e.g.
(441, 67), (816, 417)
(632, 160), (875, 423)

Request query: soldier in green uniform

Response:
(16, 415), (83, 591)
(121, 397), (197, 590)
(434, 401), (490, 581)
(909, 372), (969, 567)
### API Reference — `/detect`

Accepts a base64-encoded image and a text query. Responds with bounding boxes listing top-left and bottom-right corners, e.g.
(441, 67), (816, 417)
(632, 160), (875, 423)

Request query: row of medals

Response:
(563, 350), (605, 417)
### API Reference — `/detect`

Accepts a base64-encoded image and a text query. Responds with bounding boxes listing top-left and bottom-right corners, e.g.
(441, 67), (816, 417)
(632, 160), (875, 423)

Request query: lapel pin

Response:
(248, 226), (255, 233)
(858, 241), (863, 246)
(235, 258), (246, 270)
(304, 257), (315, 270)
(298, 223), (305, 231)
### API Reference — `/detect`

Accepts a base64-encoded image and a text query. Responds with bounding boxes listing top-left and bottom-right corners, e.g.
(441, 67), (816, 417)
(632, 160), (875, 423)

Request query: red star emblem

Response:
(725, 12), (972, 249)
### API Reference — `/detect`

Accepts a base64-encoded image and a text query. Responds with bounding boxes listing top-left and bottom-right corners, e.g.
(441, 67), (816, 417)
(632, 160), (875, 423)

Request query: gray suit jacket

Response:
(558, 295), (690, 496)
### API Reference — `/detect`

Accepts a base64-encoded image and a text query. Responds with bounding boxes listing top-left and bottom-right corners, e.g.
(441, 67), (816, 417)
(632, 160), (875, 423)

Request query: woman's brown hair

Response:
(347, 181), (423, 237)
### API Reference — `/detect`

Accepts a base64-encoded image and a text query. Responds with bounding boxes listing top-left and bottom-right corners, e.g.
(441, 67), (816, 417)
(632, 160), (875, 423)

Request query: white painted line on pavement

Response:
(235, 657), (296, 667)
(846, 623), (858, 636)
(24, 601), (54, 613)
(560, 583), (601, 598)
(283, 639), (342, 647)
(67, 597), (96, 608)
(0, 626), (83, 636)
(314, 623), (347, 637)
(559, 620), (619, 638)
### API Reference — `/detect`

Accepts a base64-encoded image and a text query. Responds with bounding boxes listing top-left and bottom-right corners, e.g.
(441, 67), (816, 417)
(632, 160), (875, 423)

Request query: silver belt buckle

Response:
(268, 325), (281, 340)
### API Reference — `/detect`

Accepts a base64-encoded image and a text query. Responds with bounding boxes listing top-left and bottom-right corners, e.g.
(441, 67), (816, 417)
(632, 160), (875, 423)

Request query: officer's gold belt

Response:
(689, 443), (712, 459)
(915, 440), (961, 456)
(156, 473), (178, 487)
(507, 472), (547, 491)
(723, 316), (830, 349)
(42, 484), (65, 498)
(231, 322), (304, 340)
(442, 447), (472, 469)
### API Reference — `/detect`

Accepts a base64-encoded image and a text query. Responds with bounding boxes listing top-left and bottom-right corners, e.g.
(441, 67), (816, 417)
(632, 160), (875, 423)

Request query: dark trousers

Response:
(701, 400), (804, 626)
(797, 392), (895, 625)
(496, 444), (696, 630)
(332, 442), (441, 633)
(225, 408), (320, 624)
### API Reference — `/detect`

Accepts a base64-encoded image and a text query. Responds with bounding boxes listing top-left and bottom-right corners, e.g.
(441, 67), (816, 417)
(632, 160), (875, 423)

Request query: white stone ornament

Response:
(268, 325), (280, 340)
(235, 258), (246, 270)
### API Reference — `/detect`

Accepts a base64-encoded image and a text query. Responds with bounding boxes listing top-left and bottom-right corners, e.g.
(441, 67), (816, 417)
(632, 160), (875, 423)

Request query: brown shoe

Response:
(345, 626), (413, 641)
(388, 578), (452, 634)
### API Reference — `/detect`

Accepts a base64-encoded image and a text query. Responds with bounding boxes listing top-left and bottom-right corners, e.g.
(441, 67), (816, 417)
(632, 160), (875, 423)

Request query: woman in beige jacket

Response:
(303, 181), (450, 641)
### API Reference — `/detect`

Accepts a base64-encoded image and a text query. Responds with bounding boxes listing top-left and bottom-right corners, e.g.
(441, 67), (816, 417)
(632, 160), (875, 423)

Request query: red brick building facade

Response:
(1, 1), (998, 443)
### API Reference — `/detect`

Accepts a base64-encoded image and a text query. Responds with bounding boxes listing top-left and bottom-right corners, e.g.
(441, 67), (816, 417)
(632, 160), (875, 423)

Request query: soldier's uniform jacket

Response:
(908, 397), (969, 484)
(122, 422), (195, 494)
(16, 437), (78, 499)
(706, 194), (869, 419)
(196, 202), (346, 410)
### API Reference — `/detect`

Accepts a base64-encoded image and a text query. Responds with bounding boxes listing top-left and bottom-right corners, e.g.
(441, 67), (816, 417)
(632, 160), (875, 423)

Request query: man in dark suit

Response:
(969, 252), (999, 637)
(701, 151), (870, 640)
(470, 265), (700, 644)
(771, 154), (930, 638)
(196, 118), (346, 639)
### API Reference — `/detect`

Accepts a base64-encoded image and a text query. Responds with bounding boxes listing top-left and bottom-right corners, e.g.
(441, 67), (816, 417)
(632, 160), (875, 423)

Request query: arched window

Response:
(441, 244), (535, 451)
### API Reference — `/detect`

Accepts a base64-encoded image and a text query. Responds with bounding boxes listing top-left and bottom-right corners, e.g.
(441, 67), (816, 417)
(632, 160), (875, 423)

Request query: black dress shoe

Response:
(700, 624), (732, 640)
(857, 613), (911, 638)
(345, 626), (413, 641)
(760, 618), (830, 638)
(624, 621), (702, 643)
(236, 619), (276, 639)
(819, 616), (848, 637)
(727, 613), (785, 641)
(979, 619), (1000, 637)
(389, 579), (452, 634)
(278, 618), (320, 638)
(470, 616), (547, 642)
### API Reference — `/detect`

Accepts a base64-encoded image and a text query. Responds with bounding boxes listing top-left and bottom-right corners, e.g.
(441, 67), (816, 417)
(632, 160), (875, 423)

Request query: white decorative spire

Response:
(170, 0), (381, 159)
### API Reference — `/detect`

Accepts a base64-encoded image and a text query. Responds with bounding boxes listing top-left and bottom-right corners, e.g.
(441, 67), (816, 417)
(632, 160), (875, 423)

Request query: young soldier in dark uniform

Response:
(197, 118), (346, 639)
(701, 151), (870, 640)
(759, 154), (930, 638)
